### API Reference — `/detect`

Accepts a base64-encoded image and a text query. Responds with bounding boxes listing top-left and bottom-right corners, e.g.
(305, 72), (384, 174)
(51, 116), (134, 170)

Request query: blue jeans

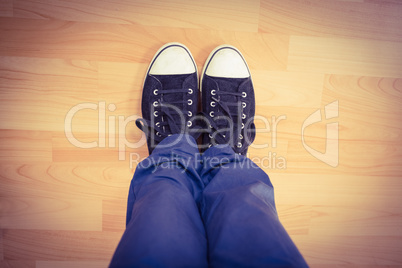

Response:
(109, 134), (308, 267)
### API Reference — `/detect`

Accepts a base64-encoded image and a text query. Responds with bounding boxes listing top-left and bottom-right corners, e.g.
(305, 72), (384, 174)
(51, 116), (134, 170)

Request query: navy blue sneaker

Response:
(201, 45), (256, 155)
(136, 43), (198, 154)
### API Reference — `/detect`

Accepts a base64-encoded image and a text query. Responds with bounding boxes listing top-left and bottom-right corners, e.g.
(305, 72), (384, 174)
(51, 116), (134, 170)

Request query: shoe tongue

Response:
(154, 73), (193, 111)
(214, 76), (248, 98)
(213, 76), (249, 114)
(153, 74), (192, 132)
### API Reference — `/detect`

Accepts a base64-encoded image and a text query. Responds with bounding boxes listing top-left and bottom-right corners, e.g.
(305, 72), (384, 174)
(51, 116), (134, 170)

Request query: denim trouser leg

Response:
(200, 145), (309, 268)
(110, 134), (308, 267)
(109, 134), (208, 268)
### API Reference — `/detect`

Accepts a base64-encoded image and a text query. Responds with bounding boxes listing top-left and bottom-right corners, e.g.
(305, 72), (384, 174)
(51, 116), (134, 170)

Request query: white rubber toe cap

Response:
(149, 44), (196, 75)
(205, 46), (250, 78)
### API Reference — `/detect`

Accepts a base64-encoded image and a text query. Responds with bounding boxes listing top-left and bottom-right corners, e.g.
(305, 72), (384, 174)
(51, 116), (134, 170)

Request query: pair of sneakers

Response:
(136, 43), (256, 156)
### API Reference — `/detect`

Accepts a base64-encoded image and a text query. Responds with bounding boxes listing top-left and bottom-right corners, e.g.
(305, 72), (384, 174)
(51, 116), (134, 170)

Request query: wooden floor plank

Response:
(98, 61), (145, 109)
(0, 163), (132, 200)
(0, 18), (289, 68)
(277, 205), (312, 236)
(0, 56), (98, 132)
(13, 0), (260, 32)
(255, 99), (401, 175)
(102, 199), (126, 232)
(0, 130), (52, 163)
(253, 70), (325, 108)
(2, 230), (120, 261)
(288, 36), (402, 78)
(52, 130), (148, 163)
(0, 261), (35, 268)
(259, 0), (402, 42)
(0, 0), (401, 266)
(0, 56), (98, 94)
(322, 75), (402, 114)
(270, 174), (402, 208)
(0, 196), (102, 231)
(0, 230), (3, 261)
(285, 139), (402, 176)
(0, 0), (12, 17)
(36, 261), (109, 268)
(292, 234), (402, 266)
(309, 205), (402, 236)
(364, 0), (402, 4)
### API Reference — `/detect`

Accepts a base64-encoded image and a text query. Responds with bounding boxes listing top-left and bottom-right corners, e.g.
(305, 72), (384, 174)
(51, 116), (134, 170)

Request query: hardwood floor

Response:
(0, 0), (401, 267)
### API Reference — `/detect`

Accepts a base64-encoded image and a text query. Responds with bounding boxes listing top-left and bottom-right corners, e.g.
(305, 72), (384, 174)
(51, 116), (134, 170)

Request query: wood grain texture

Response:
(2, 230), (120, 261)
(0, 56), (98, 132)
(0, 0), (402, 267)
(270, 174), (402, 208)
(277, 205), (312, 235)
(0, 130), (52, 162)
(0, 0), (12, 17)
(0, 261), (35, 268)
(293, 234), (402, 266)
(309, 205), (402, 236)
(36, 261), (109, 268)
(13, 0), (261, 31)
(288, 36), (402, 77)
(0, 18), (289, 67)
(0, 230), (3, 260)
(0, 163), (132, 200)
(259, 0), (402, 42)
(102, 199), (126, 232)
(253, 71), (325, 108)
(0, 196), (102, 231)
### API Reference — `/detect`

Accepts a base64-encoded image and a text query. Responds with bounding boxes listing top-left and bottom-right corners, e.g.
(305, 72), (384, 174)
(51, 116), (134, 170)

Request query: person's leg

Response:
(199, 45), (308, 267)
(110, 135), (207, 268)
(110, 43), (207, 267)
(200, 145), (308, 267)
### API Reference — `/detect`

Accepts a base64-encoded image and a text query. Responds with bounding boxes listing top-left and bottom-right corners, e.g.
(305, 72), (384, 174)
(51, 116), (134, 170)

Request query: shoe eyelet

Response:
(187, 121), (192, 127)
(241, 123), (244, 129)
(239, 134), (243, 139)
(153, 111), (158, 117)
(168, 134), (172, 136)
(242, 92), (247, 98)
(209, 124), (212, 129)
(208, 134), (212, 138)
(155, 122), (160, 127)
(242, 113), (246, 119)
(153, 101), (158, 107)
(211, 89), (216, 96)
(188, 111), (192, 117)
(153, 89), (158, 95)
(188, 99), (193, 105)
(210, 101), (216, 107)
(188, 88), (193, 94)
(208, 144), (212, 148)
(209, 111), (214, 117)
(242, 102), (246, 108)
(237, 142), (242, 148)
(156, 132), (161, 137)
